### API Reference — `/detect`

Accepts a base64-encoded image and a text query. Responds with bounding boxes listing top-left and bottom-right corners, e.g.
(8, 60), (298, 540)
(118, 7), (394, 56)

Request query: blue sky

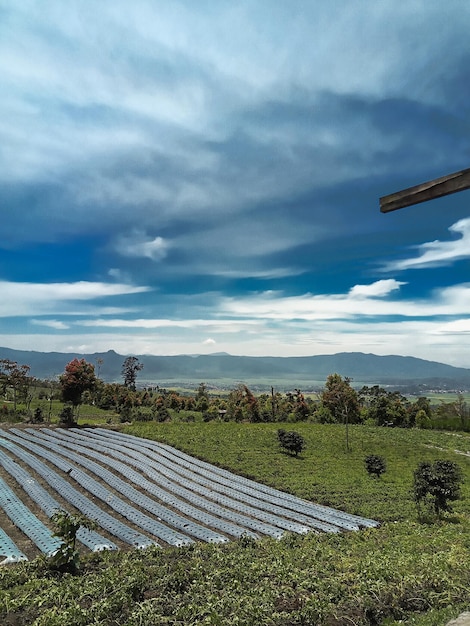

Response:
(1, 1), (470, 367)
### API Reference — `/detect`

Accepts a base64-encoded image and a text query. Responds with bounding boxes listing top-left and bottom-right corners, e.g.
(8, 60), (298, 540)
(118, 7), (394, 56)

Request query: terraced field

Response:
(0, 426), (378, 564)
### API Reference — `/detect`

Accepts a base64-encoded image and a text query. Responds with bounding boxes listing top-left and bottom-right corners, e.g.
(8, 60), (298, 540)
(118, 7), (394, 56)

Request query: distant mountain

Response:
(1, 346), (470, 390)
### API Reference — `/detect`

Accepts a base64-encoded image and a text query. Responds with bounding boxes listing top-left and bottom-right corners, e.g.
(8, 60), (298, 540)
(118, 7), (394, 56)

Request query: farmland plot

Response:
(0, 427), (378, 563)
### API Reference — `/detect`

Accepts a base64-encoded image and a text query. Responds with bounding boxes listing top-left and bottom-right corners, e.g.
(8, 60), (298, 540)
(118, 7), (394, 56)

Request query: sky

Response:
(1, 1), (470, 368)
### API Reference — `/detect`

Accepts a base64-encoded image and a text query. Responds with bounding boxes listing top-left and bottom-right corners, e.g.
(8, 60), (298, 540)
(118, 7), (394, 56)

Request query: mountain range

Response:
(1, 347), (469, 391)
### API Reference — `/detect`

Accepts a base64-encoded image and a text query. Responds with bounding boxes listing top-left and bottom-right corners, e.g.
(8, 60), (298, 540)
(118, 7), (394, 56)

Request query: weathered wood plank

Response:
(380, 167), (470, 213)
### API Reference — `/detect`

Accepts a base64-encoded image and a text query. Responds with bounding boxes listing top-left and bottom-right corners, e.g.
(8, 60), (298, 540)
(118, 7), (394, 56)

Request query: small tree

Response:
(59, 405), (75, 427)
(0, 359), (31, 411)
(32, 407), (44, 424)
(59, 358), (97, 414)
(415, 409), (431, 429)
(413, 460), (464, 517)
(321, 374), (360, 451)
(49, 510), (96, 573)
(277, 429), (306, 456)
(364, 454), (386, 478)
(122, 356), (144, 391)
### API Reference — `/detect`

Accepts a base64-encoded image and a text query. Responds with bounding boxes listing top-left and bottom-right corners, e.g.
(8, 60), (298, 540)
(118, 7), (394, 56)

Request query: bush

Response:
(277, 429), (306, 456)
(179, 413), (196, 422)
(413, 460), (464, 517)
(154, 407), (171, 422)
(364, 454), (386, 478)
(133, 409), (153, 422)
(314, 405), (335, 423)
(58, 405), (76, 427)
(415, 409), (431, 429)
(32, 407), (44, 423)
(49, 511), (96, 573)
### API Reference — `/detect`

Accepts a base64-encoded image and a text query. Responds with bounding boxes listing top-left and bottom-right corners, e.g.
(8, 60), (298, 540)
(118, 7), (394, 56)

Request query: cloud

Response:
(1, 1), (470, 371)
(1, 313), (470, 367)
(31, 319), (70, 330)
(432, 319), (470, 335)
(114, 232), (170, 261)
(53, 280), (470, 334)
(349, 279), (406, 298)
(384, 218), (470, 271)
(219, 281), (470, 321)
(77, 319), (257, 333)
(0, 280), (150, 317)
(2, 1), (469, 252)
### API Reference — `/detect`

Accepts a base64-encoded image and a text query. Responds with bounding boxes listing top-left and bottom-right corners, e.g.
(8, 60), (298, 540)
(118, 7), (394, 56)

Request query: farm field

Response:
(0, 425), (375, 560)
(0, 422), (469, 625)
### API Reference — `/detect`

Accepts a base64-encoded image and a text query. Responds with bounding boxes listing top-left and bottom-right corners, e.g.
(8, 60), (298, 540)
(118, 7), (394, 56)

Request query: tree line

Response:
(1, 356), (469, 430)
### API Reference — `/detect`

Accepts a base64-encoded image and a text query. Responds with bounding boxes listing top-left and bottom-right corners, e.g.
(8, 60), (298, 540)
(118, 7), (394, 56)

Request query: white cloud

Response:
(349, 279), (406, 298)
(77, 318), (258, 333)
(17, 280), (464, 368)
(431, 319), (470, 335)
(385, 218), (470, 271)
(31, 319), (70, 330)
(219, 282), (470, 320)
(1, 314), (470, 368)
(115, 232), (170, 261)
(0, 280), (150, 317)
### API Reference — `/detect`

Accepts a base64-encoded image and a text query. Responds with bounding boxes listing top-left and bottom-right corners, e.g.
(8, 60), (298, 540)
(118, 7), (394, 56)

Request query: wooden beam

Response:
(380, 167), (470, 213)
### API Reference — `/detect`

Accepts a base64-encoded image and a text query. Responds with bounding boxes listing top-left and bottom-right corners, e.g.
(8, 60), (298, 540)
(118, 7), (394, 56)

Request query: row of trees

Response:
(205, 376), (436, 428)
(52, 364), (470, 429)
(83, 373), (465, 430)
(2, 354), (468, 430)
(1, 355), (145, 423)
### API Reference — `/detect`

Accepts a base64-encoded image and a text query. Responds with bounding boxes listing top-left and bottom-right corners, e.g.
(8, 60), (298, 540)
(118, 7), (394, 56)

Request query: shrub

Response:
(364, 454), (386, 478)
(179, 413), (196, 422)
(49, 511), (96, 573)
(413, 460), (464, 517)
(133, 409), (152, 422)
(154, 407), (171, 422)
(58, 405), (76, 427)
(415, 409), (431, 429)
(314, 405), (335, 423)
(32, 407), (44, 423)
(277, 429), (306, 456)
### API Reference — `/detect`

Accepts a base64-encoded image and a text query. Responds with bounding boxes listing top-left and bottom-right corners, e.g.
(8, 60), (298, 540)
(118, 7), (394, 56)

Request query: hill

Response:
(1, 347), (470, 390)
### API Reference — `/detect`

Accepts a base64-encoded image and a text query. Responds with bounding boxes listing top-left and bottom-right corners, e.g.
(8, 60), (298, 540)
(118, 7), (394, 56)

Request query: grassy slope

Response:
(0, 423), (469, 626)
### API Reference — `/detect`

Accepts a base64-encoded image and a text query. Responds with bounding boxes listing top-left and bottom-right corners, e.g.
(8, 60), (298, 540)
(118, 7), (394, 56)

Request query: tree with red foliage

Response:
(59, 358), (97, 412)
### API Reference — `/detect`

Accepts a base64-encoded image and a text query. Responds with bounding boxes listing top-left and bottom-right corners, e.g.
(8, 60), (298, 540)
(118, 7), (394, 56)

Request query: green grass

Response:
(424, 392), (470, 403)
(0, 399), (120, 425)
(1, 422), (469, 626)
(122, 422), (470, 522)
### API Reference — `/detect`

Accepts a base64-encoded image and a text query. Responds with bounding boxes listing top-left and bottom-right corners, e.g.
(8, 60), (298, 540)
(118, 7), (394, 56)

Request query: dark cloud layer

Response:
(1, 1), (470, 363)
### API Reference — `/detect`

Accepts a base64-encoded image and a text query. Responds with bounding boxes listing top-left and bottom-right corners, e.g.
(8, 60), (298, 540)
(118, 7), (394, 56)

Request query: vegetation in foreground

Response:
(0, 421), (469, 626)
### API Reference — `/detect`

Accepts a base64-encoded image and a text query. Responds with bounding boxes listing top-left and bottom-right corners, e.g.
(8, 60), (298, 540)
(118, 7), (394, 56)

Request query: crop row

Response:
(0, 426), (378, 563)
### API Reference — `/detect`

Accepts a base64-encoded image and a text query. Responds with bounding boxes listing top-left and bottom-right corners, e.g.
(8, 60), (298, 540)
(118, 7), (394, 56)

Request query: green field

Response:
(1, 422), (469, 625)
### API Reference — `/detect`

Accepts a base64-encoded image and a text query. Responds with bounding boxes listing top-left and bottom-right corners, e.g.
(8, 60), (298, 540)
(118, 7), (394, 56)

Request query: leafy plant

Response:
(32, 406), (44, 423)
(58, 405), (76, 427)
(59, 358), (97, 408)
(413, 460), (464, 517)
(277, 428), (306, 456)
(49, 510), (96, 573)
(364, 454), (387, 478)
